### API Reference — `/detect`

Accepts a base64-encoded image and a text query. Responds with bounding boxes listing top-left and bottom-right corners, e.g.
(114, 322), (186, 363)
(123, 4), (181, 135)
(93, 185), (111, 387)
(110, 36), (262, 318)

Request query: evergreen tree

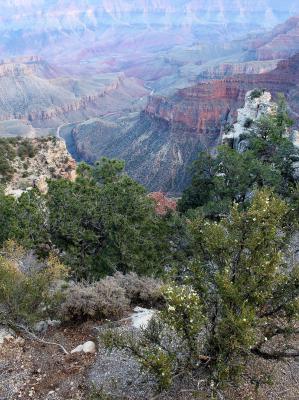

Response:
(47, 159), (172, 278)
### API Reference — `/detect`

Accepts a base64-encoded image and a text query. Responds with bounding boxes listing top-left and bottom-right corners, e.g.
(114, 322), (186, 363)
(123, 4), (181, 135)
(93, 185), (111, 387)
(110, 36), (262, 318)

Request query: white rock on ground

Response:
(83, 341), (96, 353)
(130, 307), (156, 329)
(0, 327), (15, 344)
(71, 341), (96, 354)
(71, 344), (84, 354)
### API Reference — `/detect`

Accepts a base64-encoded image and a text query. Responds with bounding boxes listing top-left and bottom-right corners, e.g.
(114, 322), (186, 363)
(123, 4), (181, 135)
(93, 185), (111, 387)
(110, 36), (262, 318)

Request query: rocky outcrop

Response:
(145, 81), (241, 136)
(5, 137), (77, 196)
(0, 56), (59, 79)
(148, 192), (177, 216)
(0, 327), (15, 345)
(222, 90), (278, 148)
(223, 90), (299, 181)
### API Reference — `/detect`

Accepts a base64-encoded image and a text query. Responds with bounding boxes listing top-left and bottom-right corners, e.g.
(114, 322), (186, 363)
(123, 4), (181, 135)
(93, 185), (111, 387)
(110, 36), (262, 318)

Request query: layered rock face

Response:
(156, 53), (299, 129)
(197, 60), (280, 81)
(5, 137), (77, 197)
(71, 54), (299, 194)
(0, 56), (61, 79)
(0, 65), (147, 129)
(245, 17), (299, 61)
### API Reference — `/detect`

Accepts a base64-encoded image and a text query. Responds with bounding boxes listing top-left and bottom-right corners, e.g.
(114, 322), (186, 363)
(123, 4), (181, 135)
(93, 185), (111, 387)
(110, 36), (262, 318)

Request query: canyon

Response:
(0, 57), (147, 136)
(70, 53), (299, 194)
(244, 16), (299, 61)
(1, 4), (299, 194)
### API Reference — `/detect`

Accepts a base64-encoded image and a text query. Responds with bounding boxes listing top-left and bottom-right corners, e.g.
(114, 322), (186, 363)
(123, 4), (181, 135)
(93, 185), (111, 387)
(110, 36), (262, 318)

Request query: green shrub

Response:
(250, 89), (264, 100)
(0, 241), (67, 326)
(113, 272), (163, 306)
(60, 277), (130, 321)
(102, 318), (176, 391)
(104, 190), (299, 389)
(179, 102), (298, 216)
(243, 117), (253, 128)
(17, 140), (37, 159)
(0, 139), (16, 183)
(47, 160), (171, 278)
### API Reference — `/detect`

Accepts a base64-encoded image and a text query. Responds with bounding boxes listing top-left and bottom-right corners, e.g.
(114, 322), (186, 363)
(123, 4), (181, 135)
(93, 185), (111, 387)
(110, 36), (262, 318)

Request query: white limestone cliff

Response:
(222, 89), (277, 148)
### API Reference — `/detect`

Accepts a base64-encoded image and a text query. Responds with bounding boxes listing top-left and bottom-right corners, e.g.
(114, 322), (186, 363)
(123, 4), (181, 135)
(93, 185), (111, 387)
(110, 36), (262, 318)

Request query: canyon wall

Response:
(112, 54), (299, 193)
(0, 64), (147, 128)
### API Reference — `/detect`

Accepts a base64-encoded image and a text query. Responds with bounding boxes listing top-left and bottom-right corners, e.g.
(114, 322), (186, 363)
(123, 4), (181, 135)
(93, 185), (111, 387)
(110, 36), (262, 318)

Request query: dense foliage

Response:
(0, 158), (179, 279)
(101, 101), (299, 393)
(0, 137), (39, 184)
(0, 241), (66, 325)
(104, 189), (299, 390)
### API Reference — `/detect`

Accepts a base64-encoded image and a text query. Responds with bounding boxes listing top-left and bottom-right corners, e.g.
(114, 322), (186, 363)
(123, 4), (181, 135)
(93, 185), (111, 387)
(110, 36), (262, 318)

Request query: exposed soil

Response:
(0, 322), (298, 400)
(0, 322), (97, 400)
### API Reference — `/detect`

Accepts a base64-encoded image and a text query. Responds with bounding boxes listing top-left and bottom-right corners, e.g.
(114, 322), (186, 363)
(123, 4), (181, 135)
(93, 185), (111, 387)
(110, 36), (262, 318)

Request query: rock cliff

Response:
(196, 60), (280, 81)
(222, 90), (278, 148)
(3, 137), (76, 197)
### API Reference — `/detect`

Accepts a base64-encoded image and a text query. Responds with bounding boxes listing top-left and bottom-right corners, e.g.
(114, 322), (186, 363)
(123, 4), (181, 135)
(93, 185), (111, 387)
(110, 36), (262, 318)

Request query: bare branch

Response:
(15, 323), (69, 355)
(251, 347), (299, 360)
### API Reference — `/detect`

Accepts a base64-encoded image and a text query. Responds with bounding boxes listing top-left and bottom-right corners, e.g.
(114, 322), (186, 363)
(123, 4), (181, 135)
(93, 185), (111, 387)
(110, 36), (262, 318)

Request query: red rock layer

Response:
(148, 192), (177, 216)
(145, 53), (299, 136)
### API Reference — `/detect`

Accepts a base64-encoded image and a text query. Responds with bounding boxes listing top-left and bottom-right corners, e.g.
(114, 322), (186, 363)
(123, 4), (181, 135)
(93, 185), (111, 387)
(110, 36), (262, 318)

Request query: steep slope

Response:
(245, 16), (299, 61)
(1, 137), (76, 197)
(196, 60), (280, 81)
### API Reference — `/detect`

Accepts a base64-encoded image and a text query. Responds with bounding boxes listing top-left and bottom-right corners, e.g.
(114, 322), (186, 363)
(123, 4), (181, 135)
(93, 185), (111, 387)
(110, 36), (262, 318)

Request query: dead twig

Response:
(15, 323), (69, 355)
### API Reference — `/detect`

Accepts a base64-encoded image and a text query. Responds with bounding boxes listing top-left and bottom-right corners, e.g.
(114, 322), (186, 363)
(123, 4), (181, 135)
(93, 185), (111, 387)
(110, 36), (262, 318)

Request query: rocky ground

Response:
(0, 318), (298, 400)
(0, 322), (96, 400)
